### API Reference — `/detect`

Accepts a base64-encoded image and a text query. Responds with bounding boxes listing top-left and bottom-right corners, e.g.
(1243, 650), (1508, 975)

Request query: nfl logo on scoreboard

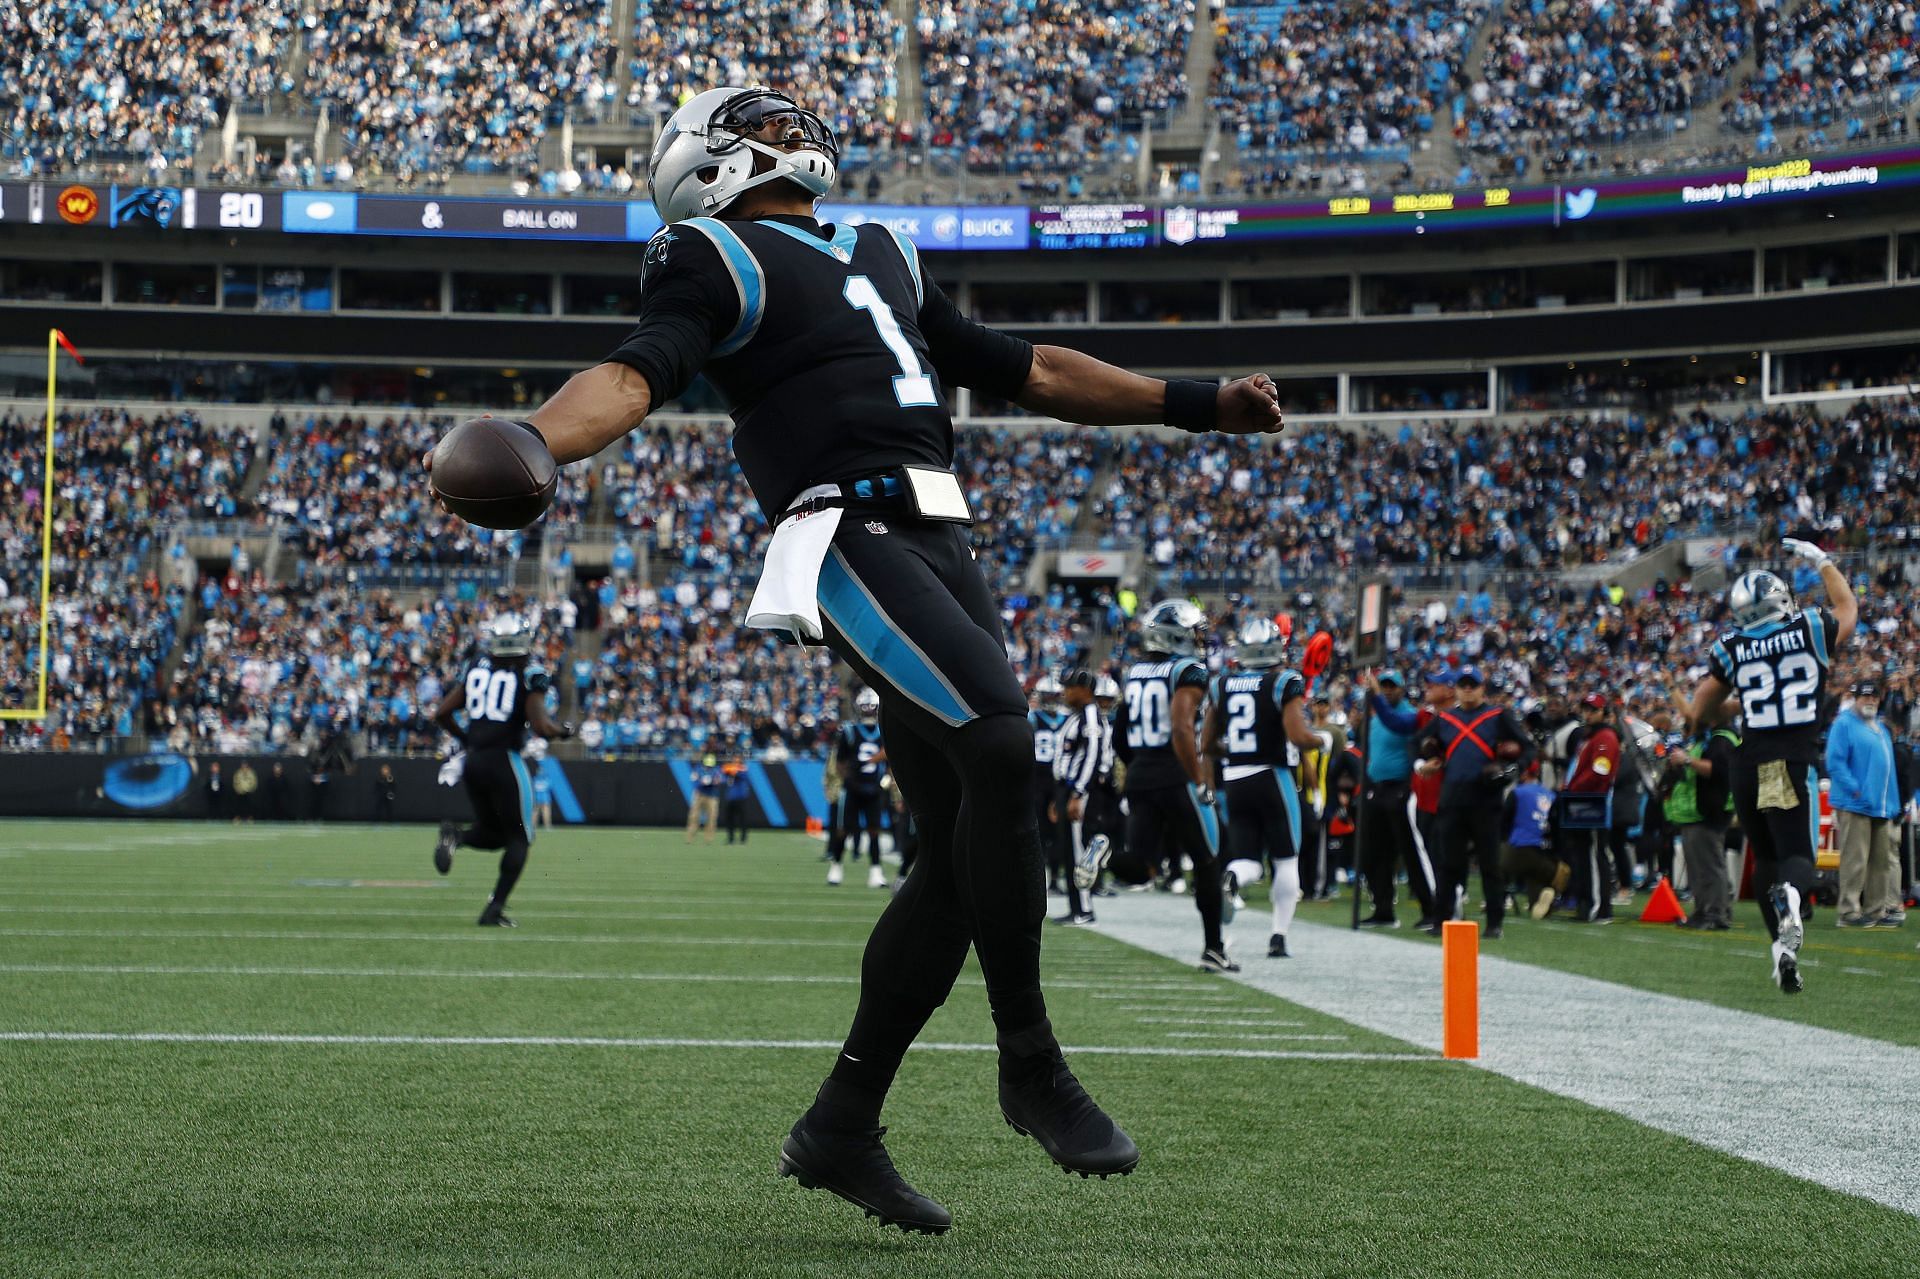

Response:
(1163, 206), (1197, 246)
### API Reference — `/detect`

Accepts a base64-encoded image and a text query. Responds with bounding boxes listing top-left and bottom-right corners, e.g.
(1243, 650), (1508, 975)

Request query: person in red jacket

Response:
(1563, 692), (1621, 922)
(1396, 670), (1455, 930)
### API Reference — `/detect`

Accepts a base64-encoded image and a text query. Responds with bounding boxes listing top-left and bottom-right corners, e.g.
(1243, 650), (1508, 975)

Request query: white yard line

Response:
(1092, 893), (1920, 1218)
(0, 1029), (1441, 1064)
(0, 961), (1209, 995)
(0, 903), (893, 927)
(0, 927), (863, 948)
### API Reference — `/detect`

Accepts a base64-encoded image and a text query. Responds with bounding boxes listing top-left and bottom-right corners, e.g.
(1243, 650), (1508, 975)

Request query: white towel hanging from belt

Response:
(745, 484), (844, 645)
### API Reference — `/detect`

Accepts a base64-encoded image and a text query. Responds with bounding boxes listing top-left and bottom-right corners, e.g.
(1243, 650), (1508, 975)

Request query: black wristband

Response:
(1163, 379), (1219, 432)
(507, 418), (546, 446)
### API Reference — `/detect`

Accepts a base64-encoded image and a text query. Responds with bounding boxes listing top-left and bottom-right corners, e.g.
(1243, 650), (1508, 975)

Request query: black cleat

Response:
(777, 1119), (951, 1235)
(477, 905), (515, 927)
(1199, 946), (1241, 974)
(1268, 933), (1290, 958)
(433, 821), (458, 875)
(999, 1022), (1139, 1178)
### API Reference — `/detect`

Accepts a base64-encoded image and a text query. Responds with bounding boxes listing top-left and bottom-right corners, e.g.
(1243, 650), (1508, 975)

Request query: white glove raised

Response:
(1781, 537), (1831, 567)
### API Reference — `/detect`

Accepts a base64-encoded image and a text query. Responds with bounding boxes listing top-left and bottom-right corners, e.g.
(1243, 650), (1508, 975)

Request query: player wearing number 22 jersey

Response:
(1693, 547), (1858, 995)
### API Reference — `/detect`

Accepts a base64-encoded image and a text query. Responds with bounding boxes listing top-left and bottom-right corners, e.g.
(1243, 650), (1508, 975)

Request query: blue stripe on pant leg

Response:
(1808, 766), (1821, 861)
(1186, 783), (1220, 856)
(508, 752), (535, 844)
(1276, 768), (1301, 855)
(817, 550), (974, 727)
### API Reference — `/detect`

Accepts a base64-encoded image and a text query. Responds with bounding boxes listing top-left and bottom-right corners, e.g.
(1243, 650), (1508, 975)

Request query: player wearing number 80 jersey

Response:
(429, 616), (574, 926)
(1691, 543), (1859, 994)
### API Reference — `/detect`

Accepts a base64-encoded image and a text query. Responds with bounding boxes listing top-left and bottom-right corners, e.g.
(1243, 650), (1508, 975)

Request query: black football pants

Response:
(460, 748), (532, 911)
(814, 519), (1048, 1102)
(1731, 758), (1820, 940)
(831, 790), (884, 865)
(1362, 778), (1436, 922)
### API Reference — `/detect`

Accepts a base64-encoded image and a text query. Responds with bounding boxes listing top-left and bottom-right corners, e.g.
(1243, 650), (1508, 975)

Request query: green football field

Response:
(3, 819), (1918, 1279)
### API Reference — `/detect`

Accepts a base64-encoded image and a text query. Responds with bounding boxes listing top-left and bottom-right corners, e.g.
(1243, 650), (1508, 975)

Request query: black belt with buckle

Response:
(785, 465), (974, 525)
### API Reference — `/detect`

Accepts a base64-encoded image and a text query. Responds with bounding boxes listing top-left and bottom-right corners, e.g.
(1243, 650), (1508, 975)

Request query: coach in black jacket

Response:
(1413, 666), (1536, 937)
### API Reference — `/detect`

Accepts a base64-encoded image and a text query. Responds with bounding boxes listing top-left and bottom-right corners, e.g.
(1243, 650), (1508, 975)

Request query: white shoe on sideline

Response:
(827, 863), (843, 886)
(867, 864), (887, 889)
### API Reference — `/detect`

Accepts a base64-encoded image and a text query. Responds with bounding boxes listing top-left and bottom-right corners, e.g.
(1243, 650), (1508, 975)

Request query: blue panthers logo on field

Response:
(102, 754), (193, 810)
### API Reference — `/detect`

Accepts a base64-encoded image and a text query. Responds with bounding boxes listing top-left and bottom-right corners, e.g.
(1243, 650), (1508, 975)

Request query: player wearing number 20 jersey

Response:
(1112, 601), (1235, 970)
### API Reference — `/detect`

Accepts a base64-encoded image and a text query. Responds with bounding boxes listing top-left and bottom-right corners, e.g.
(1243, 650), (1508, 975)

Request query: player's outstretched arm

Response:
(530, 363), (655, 465)
(1016, 344), (1285, 434)
(1686, 674), (1732, 736)
(1782, 538), (1858, 648)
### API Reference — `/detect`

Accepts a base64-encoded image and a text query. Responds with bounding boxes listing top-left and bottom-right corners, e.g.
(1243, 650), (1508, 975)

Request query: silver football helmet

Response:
(1231, 616), (1288, 669)
(1728, 570), (1793, 628)
(1139, 599), (1207, 657)
(649, 87), (839, 225)
(1093, 674), (1120, 702)
(854, 687), (881, 723)
(1032, 674), (1065, 706)
(485, 614), (532, 658)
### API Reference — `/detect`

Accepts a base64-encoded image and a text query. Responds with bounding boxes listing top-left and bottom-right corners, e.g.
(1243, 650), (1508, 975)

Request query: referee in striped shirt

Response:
(1052, 670), (1110, 924)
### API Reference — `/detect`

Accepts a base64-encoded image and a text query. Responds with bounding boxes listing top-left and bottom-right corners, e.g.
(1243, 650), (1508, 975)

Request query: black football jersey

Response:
(462, 659), (541, 752)
(1212, 667), (1306, 773)
(837, 722), (886, 791)
(606, 213), (1033, 519)
(1114, 657), (1211, 792)
(1029, 708), (1068, 774)
(1707, 607), (1839, 765)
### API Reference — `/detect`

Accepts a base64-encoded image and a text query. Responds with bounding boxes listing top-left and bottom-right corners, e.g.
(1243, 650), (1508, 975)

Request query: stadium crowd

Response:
(4, 0), (294, 173)
(9, 395), (1920, 762)
(1724, 0), (1920, 135)
(0, 408), (255, 749)
(917, 0), (1195, 167)
(1211, 0), (1489, 159)
(1462, 0), (1750, 163)
(628, 0), (900, 146)
(299, 0), (615, 175)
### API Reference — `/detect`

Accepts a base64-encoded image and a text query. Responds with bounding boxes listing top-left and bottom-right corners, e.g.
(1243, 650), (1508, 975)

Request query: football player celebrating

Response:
(435, 87), (1283, 1233)
(1689, 541), (1857, 993)
(430, 616), (573, 926)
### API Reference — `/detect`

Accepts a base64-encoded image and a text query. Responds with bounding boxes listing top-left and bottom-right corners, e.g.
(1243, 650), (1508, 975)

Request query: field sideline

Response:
(3, 819), (1917, 1279)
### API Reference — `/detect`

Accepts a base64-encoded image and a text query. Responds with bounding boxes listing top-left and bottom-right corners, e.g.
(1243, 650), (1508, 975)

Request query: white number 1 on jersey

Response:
(844, 274), (939, 408)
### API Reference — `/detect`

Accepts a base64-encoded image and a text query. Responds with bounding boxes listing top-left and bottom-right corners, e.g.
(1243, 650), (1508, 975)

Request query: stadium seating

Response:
(1212, 0), (1488, 160)
(628, 0), (900, 147)
(1464, 0), (1750, 158)
(1723, 0), (1920, 134)
(4, 0), (294, 172)
(160, 583), (571, 753)
(299, 0), (616, 174)
(0, 408), (256, 748)
(917, 0), (1196, 166)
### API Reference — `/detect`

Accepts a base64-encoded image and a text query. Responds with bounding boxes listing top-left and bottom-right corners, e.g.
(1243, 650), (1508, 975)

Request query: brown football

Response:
(1497, 740), (1524, 760)
(429, 418), (558, 530)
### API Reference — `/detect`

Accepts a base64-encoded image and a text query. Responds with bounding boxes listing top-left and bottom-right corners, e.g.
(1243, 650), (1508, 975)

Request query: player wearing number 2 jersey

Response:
(429, 616), (574, 926)
(1202, 617), (1317, 958)
(1113, 601), (1238, 972)
(1690, 540), (1858, 994)
(491, 87), (1287, 1232)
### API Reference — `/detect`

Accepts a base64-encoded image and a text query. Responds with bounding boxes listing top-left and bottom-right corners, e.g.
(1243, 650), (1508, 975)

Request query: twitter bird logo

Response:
(1563, 188), (1598, 220)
